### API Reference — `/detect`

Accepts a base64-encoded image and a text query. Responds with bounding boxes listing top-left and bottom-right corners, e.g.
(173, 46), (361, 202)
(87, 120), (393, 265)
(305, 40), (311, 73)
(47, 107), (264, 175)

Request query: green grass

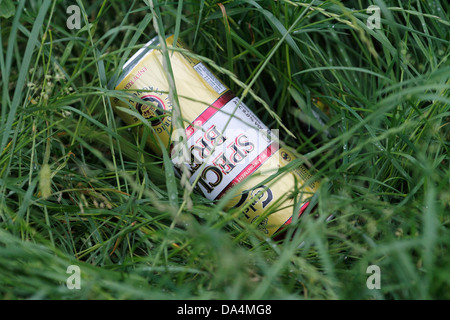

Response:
(0, 0), (449, 300)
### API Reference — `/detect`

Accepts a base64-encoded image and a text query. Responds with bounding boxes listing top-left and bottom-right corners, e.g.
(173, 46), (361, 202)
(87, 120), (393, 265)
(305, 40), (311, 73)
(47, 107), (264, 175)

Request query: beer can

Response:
(110, 35), (318, 238)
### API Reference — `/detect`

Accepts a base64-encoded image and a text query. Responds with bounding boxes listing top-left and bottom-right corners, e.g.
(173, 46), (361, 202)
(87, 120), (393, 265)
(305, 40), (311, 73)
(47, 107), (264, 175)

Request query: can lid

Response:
(113, 36), (160, 88)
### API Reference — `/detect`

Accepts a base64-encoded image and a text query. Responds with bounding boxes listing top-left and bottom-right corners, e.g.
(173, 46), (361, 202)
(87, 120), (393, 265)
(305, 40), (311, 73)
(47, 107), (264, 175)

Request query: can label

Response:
(111, 35), (318, 237)
(175, 93), (278, 201)
(193, 62), (227, 94)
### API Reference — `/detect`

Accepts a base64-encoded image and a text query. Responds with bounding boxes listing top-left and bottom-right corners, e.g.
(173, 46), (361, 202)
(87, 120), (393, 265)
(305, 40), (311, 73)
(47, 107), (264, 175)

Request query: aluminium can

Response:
(110, 35), (318, 238)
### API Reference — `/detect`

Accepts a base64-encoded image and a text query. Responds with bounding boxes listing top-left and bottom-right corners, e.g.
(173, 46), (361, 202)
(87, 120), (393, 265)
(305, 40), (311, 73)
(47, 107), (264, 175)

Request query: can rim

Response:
(114, 35), (160, 88)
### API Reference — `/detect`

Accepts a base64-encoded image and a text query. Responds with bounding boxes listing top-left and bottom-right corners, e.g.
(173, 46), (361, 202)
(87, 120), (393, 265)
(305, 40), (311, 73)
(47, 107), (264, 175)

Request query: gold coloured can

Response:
(110, 35), (318, 238)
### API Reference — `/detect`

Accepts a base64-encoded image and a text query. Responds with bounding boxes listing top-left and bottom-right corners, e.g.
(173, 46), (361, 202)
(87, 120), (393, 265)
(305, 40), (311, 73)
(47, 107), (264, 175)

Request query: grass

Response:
(0, 0), (449, 300)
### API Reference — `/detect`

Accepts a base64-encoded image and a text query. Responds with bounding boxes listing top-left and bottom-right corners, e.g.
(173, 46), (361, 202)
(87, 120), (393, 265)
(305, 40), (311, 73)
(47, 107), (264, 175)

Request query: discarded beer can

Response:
(110, 35), (318, 238)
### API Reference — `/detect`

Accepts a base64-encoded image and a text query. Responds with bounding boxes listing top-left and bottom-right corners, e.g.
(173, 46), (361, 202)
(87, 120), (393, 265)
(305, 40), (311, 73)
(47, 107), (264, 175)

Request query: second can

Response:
(110, 35), (318, 237)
